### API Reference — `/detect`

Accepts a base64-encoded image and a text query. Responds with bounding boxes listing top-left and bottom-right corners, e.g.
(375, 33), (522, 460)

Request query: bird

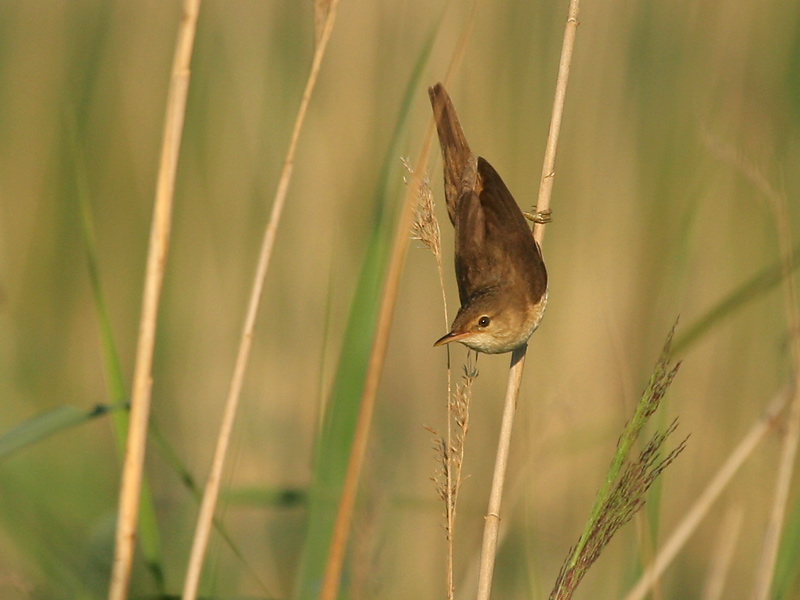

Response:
(429, 82), (548, 354)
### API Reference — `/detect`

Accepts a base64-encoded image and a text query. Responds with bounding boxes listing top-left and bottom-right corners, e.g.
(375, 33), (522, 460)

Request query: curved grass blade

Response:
(674, 243), (800, 355)
(0, 403), (119, 460)
(293, 27), (437, 600)
(66, 111), (167, 591)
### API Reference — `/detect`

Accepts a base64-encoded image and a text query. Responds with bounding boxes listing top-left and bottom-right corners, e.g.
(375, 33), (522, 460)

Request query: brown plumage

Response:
(429, 83), (548, 354)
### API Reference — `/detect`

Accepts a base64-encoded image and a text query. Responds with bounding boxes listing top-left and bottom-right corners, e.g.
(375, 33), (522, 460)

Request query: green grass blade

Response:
(772, 493), (800, 599)
(0, 404), (117, 460)
(674, 243), (800, 355)
(570, 325), (681, 567)
(293, 28), (437, 600)
(147, 420), (275, 595)
(222, 485), (307, 508)
(65, 111), (166, 592)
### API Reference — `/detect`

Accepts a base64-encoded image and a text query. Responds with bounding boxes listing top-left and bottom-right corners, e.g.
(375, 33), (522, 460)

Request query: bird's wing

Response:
(454, 188), (494, 304)
(476, 157), (532, 239)
(454, 158), (547, 304)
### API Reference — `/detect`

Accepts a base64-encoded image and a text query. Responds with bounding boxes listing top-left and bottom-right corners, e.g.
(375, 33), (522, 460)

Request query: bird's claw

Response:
(523, 208), (552, 224)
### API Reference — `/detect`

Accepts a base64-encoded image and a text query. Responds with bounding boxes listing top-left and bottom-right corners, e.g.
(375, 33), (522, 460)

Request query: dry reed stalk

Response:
(405, 160), (459, 599)
(702, 506), (744, 600)
(622, 387), (789, 600)
(447, 360), (475, 565)
(314, 0), (333, 48)
(475, 345), (527, 600)
(179, 2), (343, 599)
(408, 161), (479, 600)
(107, 2), (201, 599)
(428, 360), (476, 600)
(406, 160), (446, 314)
(475, 1), (580, 598)
(318, 4), (482, 596)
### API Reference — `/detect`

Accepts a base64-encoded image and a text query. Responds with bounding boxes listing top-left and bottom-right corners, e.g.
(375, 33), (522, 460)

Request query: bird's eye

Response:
(478, 316), (491, 328)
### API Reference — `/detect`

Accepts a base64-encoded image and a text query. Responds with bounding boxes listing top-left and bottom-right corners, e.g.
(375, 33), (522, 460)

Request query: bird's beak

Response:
(434, 330), (471, 347)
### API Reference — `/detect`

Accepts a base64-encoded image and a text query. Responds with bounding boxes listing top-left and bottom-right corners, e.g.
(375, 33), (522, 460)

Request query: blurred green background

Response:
(1, 0), (800, 598)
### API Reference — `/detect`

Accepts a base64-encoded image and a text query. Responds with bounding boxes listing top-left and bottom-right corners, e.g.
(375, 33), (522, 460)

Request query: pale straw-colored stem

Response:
(107, 2), (201, 599)
(475, 2), (580, 598)
(476, 346), (527, 599)
(623, 388), (789, 600)
(180, 2), (342, 599)
(441, 259), (455, 600)
(533, 0), (580, 244)
(702, 506), (744, 600)
(445, 362), (455, 599)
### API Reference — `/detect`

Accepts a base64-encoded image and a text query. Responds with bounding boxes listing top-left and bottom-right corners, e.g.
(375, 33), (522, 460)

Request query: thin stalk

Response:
(702, 507), (744, 600)
(533, 0), (580, 244)
(444, 321), (454, 600)
(476, 347), (527, 599)
(431, 199), (455, 600)
(475, 1), (580, 598)
(623, 388), (789, 600)
(436, 258), (456, 600)
(407, 158), (455, 597)
(107, 2), (200, 598)
(180, 2), (343, 598)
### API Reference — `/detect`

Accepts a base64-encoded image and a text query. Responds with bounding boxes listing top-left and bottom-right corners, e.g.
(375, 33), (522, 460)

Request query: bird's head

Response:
(434, 288), (539, 354)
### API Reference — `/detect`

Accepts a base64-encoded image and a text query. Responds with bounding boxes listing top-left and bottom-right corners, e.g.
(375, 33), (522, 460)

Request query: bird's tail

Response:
(428, 83), (475, 225)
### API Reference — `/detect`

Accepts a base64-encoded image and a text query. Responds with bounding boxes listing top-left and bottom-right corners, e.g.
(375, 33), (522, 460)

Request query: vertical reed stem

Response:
(475, 1), (580, 598)
(180, 1), (342, 598)
(107, 2), (201, 599)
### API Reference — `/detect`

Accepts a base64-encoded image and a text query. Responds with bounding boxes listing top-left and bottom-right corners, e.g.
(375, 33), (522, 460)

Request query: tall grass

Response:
(0, 1), (799, 599)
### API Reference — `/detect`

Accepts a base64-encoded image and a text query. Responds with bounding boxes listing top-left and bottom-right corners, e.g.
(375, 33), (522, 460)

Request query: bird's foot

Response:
(523, 207), (552, 224)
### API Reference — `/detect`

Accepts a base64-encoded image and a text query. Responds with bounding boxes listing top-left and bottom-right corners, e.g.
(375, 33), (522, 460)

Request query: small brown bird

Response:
(429, 83), (548, 354)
